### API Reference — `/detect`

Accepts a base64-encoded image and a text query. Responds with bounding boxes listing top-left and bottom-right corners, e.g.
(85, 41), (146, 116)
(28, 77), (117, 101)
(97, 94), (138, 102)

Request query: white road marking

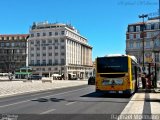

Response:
(150, 93), (160, 114)
(40, 109), (56, 114)
(65, 102), (76, 106)
(0, 100), (30, 108)
(118, 93), (145, 120)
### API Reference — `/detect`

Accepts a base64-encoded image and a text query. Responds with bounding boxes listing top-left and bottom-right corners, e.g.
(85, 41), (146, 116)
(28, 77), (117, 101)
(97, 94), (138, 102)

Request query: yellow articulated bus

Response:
(95, 54), (140, 95)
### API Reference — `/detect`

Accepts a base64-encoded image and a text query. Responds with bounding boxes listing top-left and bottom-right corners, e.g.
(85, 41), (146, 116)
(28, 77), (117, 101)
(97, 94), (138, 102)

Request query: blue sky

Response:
(0, 0), (158, 60)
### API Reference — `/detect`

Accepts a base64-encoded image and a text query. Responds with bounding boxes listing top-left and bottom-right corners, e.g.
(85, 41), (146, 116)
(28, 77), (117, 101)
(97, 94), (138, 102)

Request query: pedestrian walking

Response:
(141, 73), (146, 89)
(151, 72), (155, 88)
(146, 73), (152, 89)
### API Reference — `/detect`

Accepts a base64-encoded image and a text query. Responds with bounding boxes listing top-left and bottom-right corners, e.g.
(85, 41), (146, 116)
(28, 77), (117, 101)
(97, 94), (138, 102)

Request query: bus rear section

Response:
(95, 55), (138, 95)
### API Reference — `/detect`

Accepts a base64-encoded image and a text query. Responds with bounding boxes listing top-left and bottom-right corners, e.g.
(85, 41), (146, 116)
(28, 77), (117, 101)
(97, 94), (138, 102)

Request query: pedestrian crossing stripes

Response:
(118, 92), (160, 120)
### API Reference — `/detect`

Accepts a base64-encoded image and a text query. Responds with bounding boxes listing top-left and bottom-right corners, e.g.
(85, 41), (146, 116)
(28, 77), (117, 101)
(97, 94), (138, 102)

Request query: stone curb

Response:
(0, 83), (87, 98)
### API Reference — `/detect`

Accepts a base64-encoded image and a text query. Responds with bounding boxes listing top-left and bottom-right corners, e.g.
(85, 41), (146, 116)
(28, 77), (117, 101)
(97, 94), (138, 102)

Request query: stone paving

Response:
(0, 79), (87, 98)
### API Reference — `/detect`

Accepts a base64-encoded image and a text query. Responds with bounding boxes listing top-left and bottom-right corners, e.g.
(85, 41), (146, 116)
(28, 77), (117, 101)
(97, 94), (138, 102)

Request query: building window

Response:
(49, 32), (52, 36)
(31, 60), (34, 64)
(55, 32), (58, 36)
(31, 47), (34, 50)
(42, 40), (46, 44)
(36, 40), (40, 44)
(31, 54), (34, 57)
(61, 52), (65, 56)
(55, 46), (58, 49)
(146, 41), (150, 48)
(55, 60), (58, 64)
(61, 59), (65, 64)
(49, 59), (52, 64)
(155, 53), (159, 62)
(55, 53), (58, 56)
(154, 39), (159, 47)
(129, 34), (134, 39)
(37, 33), (40, 37)
(6, 43), (10, 47)
(43, 47), (46, 50)
(55, 39), (58, 43)
(48, 46), (52, 50)
(61, 46), (65, 49)
(154, 23), (159, 29)
(60, 38), (64, 42)
(61, 31), (65, 35)
(49, 53), (52, 56)
(11, 43), (14, 47)
(43, 53), (46, 56)
(31, 41), (34, 44)
(43, 32), (46, 36)
(146, 32), (151, 38)
(154, 31), (159, 36)
(136, 26), (140, 32)
(37, 53), (40, 57)
(48, 40), (52, 43)
(31, 34), (34, 37)
(42, 68), (45, 71)
(37, 60), (40, 64)
(1, 43), (4, 47)
(146, 24), (151, 30)
(136, 42), (140, 48)
(129, 26), (134, 32)
(130, 43), (134, 48)
(21, 42), (26, 47)
(37, 47), (40, 50)
(136, 34), (140, 39)
(42, 60), (46, 65)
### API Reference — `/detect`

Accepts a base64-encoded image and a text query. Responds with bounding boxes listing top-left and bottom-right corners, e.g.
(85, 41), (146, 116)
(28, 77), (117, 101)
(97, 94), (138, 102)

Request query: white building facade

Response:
(28, 22), (93, 79)
(126, 17), (160, 80)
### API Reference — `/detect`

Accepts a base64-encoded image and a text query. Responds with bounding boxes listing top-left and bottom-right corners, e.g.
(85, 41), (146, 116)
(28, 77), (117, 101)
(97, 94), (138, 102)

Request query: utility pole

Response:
(138, 14), (148, 72)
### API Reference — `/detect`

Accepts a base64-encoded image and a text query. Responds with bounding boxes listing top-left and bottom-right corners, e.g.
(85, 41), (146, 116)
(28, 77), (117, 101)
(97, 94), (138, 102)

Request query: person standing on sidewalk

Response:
(146, 73), (152, 89)
(141, 73), (146, 89)
(151, 72), (155, 88)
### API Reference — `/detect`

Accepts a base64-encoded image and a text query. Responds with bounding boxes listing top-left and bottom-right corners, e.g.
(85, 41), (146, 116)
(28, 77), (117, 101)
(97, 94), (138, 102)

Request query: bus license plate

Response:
(109, 91), (116, 93)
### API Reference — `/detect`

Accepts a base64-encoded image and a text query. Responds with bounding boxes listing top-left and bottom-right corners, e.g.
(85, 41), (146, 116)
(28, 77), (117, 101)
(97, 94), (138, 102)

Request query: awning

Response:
(15, 72), (32, 75)
(52, 74), (61, 77)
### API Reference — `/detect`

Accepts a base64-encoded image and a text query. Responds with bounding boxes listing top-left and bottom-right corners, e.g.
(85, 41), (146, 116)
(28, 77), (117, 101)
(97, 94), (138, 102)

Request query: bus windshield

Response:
(97, 57), (128, 73)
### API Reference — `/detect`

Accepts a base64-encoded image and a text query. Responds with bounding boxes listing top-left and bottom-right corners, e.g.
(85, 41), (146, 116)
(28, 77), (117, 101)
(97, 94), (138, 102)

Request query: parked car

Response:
(88, 76), (95, 85)
(27, 75), (42, 80)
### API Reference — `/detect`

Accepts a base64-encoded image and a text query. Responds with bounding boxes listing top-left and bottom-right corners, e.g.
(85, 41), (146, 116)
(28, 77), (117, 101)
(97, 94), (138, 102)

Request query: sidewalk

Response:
(0, 79), (87, 98)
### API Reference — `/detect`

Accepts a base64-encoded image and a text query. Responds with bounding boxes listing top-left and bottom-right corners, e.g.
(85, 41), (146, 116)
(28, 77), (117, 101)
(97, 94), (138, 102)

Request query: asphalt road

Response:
(0, 85), (132, 120)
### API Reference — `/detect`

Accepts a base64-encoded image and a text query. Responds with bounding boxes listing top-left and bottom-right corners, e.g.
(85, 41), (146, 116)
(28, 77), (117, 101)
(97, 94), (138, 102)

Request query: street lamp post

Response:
(139, 14), (148, 72)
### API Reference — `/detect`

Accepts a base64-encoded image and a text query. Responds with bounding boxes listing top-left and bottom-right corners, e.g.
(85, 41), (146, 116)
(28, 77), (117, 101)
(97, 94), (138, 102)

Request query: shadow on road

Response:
(145, 98), (160, 102)
(137, 88), (155, 93)
(31, 91), (131, 103)
(81, 92), (132, 98)
(31, 98), (65, 102)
